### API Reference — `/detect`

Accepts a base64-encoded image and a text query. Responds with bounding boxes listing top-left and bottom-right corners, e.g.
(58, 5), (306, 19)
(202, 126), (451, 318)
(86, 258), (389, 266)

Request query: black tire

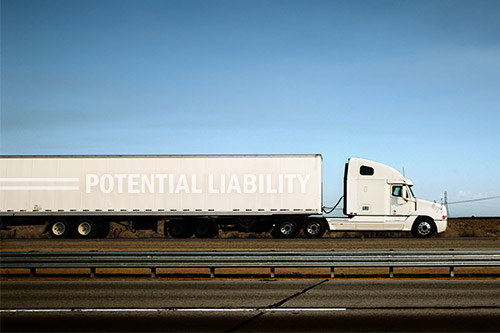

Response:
(303, 220), (326, 238)
(96, 222), (110, 238)
(168, 221), (194, 238)
(48, 218), (72, 239)
(411, 218), (436, 238)
(194, 221), (218, 238)
(272, 219), (300, 239)
(74, 218), (98, 238)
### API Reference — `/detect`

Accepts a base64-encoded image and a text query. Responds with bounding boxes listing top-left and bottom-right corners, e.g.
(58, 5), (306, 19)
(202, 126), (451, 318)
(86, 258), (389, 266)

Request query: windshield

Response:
(409, 185), (416, 198)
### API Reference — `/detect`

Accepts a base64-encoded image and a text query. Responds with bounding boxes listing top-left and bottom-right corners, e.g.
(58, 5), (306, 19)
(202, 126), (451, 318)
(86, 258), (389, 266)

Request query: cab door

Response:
(390, 185), (413, 215)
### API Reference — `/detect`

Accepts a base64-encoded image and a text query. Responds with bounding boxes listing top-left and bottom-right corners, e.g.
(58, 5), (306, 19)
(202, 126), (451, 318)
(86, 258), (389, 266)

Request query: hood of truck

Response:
(416, 198), (447, 220)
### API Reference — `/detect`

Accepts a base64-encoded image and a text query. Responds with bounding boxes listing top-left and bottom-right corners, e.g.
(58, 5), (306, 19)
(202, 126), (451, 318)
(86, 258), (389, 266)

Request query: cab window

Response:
(360, 165), (374, 176)
(392, 185), (403, 197)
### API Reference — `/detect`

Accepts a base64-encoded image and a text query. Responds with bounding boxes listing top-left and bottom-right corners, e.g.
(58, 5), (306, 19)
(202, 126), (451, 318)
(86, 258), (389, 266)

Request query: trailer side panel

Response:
(0, 155), (322, 216)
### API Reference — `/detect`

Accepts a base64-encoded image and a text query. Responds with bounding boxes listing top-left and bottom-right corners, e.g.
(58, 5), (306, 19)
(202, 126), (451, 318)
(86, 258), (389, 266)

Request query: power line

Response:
(447, 195), (500, 205)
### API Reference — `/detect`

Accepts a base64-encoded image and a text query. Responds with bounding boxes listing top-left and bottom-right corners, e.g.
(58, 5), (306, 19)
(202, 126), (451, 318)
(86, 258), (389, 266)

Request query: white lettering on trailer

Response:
(86, 175), (99, 193)
(227, 175), (241, 194)
(208, 174), (219, 194)
(156, 174), (168, 193)
(175, 174), (190, 194)
(191, 175), (202, 194)
(243, 174), (257, 193)
(115, 174), (126, 193)
(266, 174), (277, 194)
(297, 174), (311, 194)
(128, 174), (140, 194)
(84, 174), (311, 194)
(101, 174), (114, 194)
(285, 174), (296, 193)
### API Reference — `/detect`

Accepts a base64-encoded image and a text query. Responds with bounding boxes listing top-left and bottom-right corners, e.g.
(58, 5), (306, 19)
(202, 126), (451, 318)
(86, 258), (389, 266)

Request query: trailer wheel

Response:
(48, 218), (71, 239)
(272, 219), (300, 239)
(194, 221), (218, 238)
(303, 220), (326, 238)
(411, 218), (436, 238)
(168, 221), (194, 238)
(74, 218), (98, 238)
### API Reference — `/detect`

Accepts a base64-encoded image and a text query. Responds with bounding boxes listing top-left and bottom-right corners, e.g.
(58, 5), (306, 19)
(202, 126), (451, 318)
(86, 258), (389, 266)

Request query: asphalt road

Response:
(1, 280), (500, 332)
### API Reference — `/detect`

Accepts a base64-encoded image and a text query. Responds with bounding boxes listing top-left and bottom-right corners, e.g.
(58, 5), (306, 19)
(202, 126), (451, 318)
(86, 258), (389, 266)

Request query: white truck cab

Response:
(327, 158), (447, 237)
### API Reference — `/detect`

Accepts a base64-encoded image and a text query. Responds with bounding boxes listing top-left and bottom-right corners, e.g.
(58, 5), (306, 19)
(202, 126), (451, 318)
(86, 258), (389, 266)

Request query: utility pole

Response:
(444, 191), (449, 217)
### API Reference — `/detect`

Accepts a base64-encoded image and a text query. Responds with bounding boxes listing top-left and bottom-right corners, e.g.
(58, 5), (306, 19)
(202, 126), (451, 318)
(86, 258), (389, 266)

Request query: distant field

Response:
(1, 218), (499, 239)
(441, 218), (500, 238)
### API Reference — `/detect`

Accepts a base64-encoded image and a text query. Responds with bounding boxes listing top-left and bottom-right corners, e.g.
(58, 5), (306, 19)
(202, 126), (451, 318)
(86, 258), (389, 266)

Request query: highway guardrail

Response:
(1, 250), (499, 278)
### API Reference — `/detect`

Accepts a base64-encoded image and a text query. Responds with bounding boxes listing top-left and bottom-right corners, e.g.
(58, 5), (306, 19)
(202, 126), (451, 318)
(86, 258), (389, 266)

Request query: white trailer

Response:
(0, 155), (447, 239)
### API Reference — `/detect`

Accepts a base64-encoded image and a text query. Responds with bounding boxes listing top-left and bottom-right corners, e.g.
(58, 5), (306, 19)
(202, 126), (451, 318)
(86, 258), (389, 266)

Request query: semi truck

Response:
(0, 155), (447, 239)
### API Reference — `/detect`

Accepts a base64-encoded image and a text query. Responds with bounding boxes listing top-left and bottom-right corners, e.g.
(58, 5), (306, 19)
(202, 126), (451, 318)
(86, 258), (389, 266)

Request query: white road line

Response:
(0, 308), (347, 313)
(265, 308), (346, 312)
(176, 308), (257, 312)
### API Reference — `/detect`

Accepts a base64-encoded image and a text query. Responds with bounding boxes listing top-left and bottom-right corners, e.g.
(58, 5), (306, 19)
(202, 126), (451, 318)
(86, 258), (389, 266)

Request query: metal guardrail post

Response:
(151, 267), (157, 278)
(270, 267), (275, 278)
(210, 268), (215, 278)
(330, 249), (335, 278)
(389, 249), (394, 278)
(30, 268), (35, 278)
(449, 249), (455, 277)
(90, 267), (96, 278)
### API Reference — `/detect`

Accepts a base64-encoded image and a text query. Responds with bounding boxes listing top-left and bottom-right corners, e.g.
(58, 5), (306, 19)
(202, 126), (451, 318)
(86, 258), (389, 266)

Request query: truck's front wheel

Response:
(411, 218), (436, 238)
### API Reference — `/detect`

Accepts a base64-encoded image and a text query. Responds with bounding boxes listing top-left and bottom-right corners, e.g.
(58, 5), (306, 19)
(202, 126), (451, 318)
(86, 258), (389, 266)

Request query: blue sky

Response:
(1, 0), (499, 216)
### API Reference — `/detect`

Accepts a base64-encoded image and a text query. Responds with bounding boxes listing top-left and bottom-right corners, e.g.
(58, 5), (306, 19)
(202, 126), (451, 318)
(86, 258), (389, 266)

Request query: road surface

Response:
(1, 280), (500, 332)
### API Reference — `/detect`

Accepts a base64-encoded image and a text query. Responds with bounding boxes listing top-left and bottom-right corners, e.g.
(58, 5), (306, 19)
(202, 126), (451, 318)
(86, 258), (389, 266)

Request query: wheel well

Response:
(414, 216), (436, 225)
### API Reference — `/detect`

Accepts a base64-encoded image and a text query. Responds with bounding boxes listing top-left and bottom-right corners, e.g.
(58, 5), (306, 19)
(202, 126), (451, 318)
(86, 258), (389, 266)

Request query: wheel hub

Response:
(307, 223), (320, 235)
(52, 222), (66, 236)
(418, 222), (431, 235)
(78, 222), (92, 236)
(280, 223), (294, 235)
